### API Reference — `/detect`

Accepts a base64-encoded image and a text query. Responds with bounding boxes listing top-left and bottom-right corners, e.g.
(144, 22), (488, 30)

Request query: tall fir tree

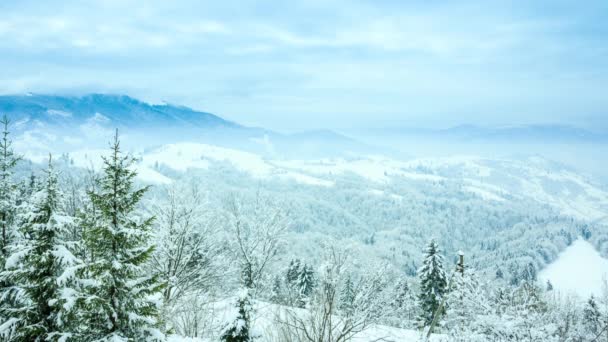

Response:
(0, 115), (20, 262)
(339, 275), (356, 317)
(78, 131), (164, 341)
(583, 295), (602, 337)
(220, 288), (256, 342)
(0, 115), (21, 331)
(417, 239), (448, 327)
(0, 156), (80, 341)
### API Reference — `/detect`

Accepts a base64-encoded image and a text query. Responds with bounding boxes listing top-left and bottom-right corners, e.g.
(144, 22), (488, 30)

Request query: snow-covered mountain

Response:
(66, 142), (608, 224)
(0, 93), (375, 158)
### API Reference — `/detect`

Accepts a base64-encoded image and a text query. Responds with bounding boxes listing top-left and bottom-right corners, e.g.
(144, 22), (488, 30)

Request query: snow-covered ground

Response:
(539, 238), (608, 298)
(166, 299), (444, 342)
(59, 142), (608, 223)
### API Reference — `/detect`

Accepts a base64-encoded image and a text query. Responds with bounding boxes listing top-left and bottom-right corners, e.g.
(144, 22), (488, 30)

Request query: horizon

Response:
(2, 92), (607, 136)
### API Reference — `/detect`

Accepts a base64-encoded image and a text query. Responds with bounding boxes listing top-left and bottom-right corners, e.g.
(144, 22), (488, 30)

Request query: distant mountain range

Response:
(382, 124), (608, 143)
(0, 93), (237, 130)
(0, 93), (374, 158)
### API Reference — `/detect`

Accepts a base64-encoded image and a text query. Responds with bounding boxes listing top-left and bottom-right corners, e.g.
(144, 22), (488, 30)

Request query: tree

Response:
(149, 182), (223, 305)
(445, 266), (488, 340)
(389, 278), (417, 327)
(583, 295), (602, 336)
(0, 115), (20, 263)
(276, 248), (389, 342)
(220, 288), (257, 342)
(284, 259), (316, 308)
(78, 131), (164, 341)
(224, 193), (288, 291)
(417, 239), (448, 327)
(0, 156), (81, 341)
(338, 275), (355, 316)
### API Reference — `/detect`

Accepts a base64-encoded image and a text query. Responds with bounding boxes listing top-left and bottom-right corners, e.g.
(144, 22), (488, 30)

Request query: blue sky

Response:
(0, 0), (606, 132)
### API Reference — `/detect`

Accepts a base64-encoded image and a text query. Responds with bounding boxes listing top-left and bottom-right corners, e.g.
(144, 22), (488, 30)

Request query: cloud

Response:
(0, 0), (606, 131)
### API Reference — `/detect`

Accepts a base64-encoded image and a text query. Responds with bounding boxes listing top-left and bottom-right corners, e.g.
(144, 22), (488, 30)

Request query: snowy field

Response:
(540, 238), (608, 298)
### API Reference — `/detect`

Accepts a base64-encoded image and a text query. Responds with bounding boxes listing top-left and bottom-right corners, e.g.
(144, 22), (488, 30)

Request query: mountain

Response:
(373, 124), (608, 143)
(0, 93), (375, 158)
(439, 124), (608, 143)
(0, 93), (237, 129)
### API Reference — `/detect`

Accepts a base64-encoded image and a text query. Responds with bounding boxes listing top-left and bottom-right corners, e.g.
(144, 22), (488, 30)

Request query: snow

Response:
(135, 166), (173, 185)
(140, 143), (333, 187)
(166, 299), (445, 342)
(463, 186), (506, 202)
(539, 238), (608, 298)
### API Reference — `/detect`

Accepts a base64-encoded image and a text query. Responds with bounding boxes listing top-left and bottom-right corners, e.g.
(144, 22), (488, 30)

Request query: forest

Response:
(0, 115), (607, 342)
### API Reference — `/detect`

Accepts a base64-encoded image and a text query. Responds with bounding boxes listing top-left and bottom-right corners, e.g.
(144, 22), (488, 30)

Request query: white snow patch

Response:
(136, 166), (173, 185)
(464, 186), (506, 202)
(539, 238), (608, 298)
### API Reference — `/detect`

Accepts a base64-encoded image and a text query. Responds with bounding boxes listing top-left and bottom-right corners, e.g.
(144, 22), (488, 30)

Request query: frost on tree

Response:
(417, 239), (448, 327)
(0, 115), (21, 319)
(0, 156), (81, 341)
(220, 288), (257, 342)
(77, 132), (164, 341)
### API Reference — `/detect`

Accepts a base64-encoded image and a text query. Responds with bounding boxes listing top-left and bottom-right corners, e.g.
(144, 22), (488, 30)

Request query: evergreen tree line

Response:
(0, 116), (164, 341)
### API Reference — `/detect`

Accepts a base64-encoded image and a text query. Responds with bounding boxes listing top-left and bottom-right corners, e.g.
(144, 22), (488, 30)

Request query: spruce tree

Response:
(583, 295), (602, 336)
(0, 115), (20, 262)
(220, 288), (256, 342)
(296, 264), (315, 307)
(0, 115), (21, 335)
(339, 275), (356, 317)
(0, 156), (80, 341)
(78, 132), (164, 341)
(417, 239), (448, 327)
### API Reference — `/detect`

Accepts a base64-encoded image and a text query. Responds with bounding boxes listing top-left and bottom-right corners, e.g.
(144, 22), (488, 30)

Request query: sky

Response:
(0, 0), (607, 132)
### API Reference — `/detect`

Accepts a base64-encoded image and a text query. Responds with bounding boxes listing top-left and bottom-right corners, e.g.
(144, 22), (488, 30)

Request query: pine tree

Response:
(583, 295), (601, 336)
(0, 156), (80, 341)
(339, 275), (356, 317)
(445, 267), (487, 340)
(78, 131), (164, 341)
(418, 239), (448, 327)
(0, 115), (20, 263)
(220, 288), (256, 342)
(0, 115), (21, 334)
(296, 264), (315, 307)
(270, 275), (283, 304)
(286, 259), (301, 285)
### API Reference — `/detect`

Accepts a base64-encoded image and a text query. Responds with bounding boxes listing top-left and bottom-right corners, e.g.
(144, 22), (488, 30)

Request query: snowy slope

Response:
(167, 299), (445, 342)
(539, 238), (608, 298)
(58, 142), (608, 222)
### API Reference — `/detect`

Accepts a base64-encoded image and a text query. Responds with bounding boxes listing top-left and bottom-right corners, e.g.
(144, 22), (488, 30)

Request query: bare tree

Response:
(224, 192), (288, 292)
(276, 247), (390, 342)
(149, 182), (224, 306)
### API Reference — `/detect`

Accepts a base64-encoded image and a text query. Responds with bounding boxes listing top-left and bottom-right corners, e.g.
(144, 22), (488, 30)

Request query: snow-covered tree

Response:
(445, 264), (489, 340)
(224, 193), (288, 292)
(388, 278), (418, 327)
(77, 132), (164, 341)
(148, 182), (223, 305)
(277, 248), (390, 342)
(0, 116), (21, 326)
(417, 239), (448, 327)
(338, 275), (355, 316)
(284, 259), (315, 308)
(0, 156), (81, 341)
(220, 288), (257, 342)
(0, 115), (20, 264)
(583, 295), (602, 337)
